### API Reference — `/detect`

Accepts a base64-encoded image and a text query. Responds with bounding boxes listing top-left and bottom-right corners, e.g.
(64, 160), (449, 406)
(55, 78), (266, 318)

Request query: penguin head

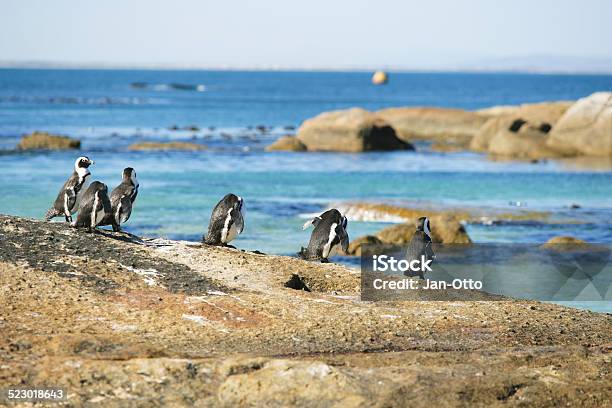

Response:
(122, 167), (138, 187)
(236, 195), (244, 212)
(417, 216), (431, 237)
(74, 156), (94, 178)
(90, 181), (108, 193)
(341, 215), (348, 230)
(75, 156), (94, 169)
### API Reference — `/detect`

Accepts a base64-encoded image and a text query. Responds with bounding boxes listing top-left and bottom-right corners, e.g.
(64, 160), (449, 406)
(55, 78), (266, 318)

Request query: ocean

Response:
(0, 68), (610, 311)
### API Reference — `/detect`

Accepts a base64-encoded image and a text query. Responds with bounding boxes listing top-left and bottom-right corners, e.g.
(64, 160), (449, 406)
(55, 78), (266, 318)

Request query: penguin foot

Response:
(320, 258), (330, 263)
(223, 244), (237, 249)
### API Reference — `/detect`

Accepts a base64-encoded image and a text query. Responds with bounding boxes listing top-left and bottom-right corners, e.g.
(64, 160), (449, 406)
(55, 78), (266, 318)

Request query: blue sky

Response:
(1, 0), (611, 71)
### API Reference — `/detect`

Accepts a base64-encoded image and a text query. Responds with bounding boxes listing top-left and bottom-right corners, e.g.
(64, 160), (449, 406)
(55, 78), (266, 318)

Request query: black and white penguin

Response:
(299, 209), (349, 262)
(405, 216), (435, 279)
(70, 181), (112, 232)
(44, 156), (94, 222)
(203, 194), (245, 246)
(100, 167), (139, 231)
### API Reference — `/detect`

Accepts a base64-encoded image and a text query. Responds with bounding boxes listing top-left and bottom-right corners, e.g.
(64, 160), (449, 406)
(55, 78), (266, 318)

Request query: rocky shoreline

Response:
(1, 214), (610, 406)
(268, 92), (612, 159)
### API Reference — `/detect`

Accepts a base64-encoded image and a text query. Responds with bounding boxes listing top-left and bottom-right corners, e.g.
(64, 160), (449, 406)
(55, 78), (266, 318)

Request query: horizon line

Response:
(1, 60), (612, 75)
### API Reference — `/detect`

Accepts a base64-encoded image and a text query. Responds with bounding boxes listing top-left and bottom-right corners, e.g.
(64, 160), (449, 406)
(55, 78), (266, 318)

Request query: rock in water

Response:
(128, 141), (207, 151)
(296, 108), (413, 152)
(371, 70), (388, 85)
(485, 118), (564, 159)
(376, 107), (487, 144)
(17, 131), (80, 150)
(265, 135), (307, 152)
(374, 215), (471, 245)
(547, 92), (612, 156)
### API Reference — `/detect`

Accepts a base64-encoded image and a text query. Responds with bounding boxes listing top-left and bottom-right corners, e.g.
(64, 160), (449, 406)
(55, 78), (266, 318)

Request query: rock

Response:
(486, 119), (564, 159)
(17, 131), (80, 150)
(547, 92), (612, 156)
(296, 108), (413, 152)
(347, 235), (383, 256)
(0, 214), (610, 406)
(542, 236), (587, 246)
(431, 214), (472, 244)
(478, 101), (572, 123)
(471, 102), (573, 153)
(375, 215), (471, 244)
(371, 71), (388, 85)
(218, 359), (364, 407)
(128, 141), (207, 151)
(540, 236), (594, 251)
(265, 135), (307, 152)
(376, 107), (488, 144)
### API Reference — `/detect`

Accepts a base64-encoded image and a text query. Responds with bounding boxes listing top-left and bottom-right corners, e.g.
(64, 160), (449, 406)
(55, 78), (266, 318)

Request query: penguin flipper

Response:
(233, 208), (245, 234)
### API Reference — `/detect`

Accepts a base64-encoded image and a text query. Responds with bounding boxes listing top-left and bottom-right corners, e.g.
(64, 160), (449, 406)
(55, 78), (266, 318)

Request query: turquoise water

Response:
(0, 69), (610, 311)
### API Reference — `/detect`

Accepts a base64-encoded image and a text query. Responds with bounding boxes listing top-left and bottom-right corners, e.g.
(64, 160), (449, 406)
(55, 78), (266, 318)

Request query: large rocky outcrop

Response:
(471, 101), (573, 155)
(478, 101), (572, 123)
(546, 92), (612, 156)
(0, 214), (610, 406)
(296, 108), (413, 152)
(17, 131), (81, 150)
(376, 107), (488, 144)
(485, 118), (564, 159)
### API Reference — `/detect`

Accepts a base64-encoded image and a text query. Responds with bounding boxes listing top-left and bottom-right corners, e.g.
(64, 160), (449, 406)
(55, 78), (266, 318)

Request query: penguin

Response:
(100, 167), (139, 232)
(405, 216), (435, 279)
(203, 194), (245, 246)
(70, 181), (112, 232)
(44, 156), (94, 222)
(299, 209), (349, 262)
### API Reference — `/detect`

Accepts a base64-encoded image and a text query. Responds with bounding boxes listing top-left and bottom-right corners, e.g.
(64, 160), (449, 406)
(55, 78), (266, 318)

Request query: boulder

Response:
(297, 108), (413, 152)
(128, 141), (207, 151)
(374, 215), (471, 245)
(376, 107), (487, 143)
(543, 236), (587, 246)
(478, 101), (572, 123)
(547, 92), (612, 156)
(265, 135), (307, 152)
(17, 131), (80, 150)
(471, 102), (573, 153)
(486, 119), (564, 159)
(346, 235), (383, 256)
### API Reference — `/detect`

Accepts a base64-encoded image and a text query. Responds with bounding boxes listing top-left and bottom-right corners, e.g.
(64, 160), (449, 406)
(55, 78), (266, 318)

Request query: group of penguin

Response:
(45, 156), (435, 264)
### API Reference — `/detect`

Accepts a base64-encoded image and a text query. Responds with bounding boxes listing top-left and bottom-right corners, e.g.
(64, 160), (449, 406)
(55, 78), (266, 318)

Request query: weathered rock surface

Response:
(471, 102), (573, 157)
(128, 141), (207, 151)
(547, 92), (612, 156)
(17, 131), (81, 150)
(376, 107), (487, 143)
(0, 215), (610, 407)
(478, 101), (572, 124)
(374, 215), (471, 245)
(346, 235), (383, 256)
(486, 118), (564, 159)
(297, 108), (413, 152)
(265, 135), (307, 152)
